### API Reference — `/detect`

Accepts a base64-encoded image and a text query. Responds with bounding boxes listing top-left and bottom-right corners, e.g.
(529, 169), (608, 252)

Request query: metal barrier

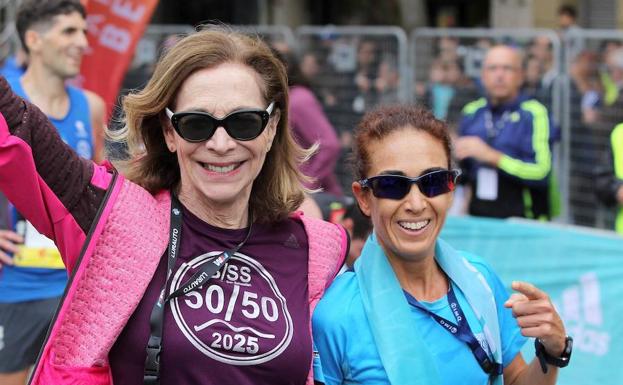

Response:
(563, 29), (623, 230)
(120, 24), (195, 91)
(0, 17), (619, 231)
(0, 0), (19, 62)
(295, 25), (409, 193)
(105, 24), (195, 159)
(232, 24), (296, 51)
(124, 24), (296, 92)
(410, 28), (563, 119)
(410, 28), (567, 221)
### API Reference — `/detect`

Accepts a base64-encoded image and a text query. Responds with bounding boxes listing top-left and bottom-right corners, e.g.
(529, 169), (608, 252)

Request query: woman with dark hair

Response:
(0, 26), (347, 385)
(313, 105), (571, 385)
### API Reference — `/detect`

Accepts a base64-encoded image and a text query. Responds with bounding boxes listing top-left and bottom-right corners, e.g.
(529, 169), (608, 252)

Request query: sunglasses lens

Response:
(226, 111), (266, 140)
(176, 114), (216, 142)
(173, 110), (267, 142)
(418, 171), (456, 197)
(366, 171), (458, 200)
(370, 176), (411, 199)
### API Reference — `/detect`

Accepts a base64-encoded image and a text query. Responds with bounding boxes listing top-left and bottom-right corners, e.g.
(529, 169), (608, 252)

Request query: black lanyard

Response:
(403, 285), (502, 377)
(143, 195), (253, 385)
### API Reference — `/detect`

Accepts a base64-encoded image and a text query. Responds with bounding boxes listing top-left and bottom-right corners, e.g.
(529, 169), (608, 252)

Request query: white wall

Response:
(399, 0), (428, 29)
(491, 0), (534, 28)
(271, 0), (308, 27)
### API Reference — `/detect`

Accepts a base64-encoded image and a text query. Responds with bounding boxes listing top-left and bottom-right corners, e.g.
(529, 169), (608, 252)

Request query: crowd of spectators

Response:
(277, 28), (622, 231)
(6, 13), (619, 231)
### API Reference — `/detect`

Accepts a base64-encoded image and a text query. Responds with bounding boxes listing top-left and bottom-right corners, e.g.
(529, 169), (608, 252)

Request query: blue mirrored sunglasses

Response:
(359, 169), (461, 199)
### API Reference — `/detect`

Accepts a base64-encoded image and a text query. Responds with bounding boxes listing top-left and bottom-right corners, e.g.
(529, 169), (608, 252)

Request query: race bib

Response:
(13, 220), (64, 269)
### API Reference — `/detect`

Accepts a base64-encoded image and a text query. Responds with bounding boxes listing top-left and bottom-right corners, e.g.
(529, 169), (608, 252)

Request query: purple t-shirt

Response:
(109, 205), (311, 385)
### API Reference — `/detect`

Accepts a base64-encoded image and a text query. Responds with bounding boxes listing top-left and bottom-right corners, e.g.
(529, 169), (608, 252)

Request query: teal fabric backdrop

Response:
(441, 216), (623, 385)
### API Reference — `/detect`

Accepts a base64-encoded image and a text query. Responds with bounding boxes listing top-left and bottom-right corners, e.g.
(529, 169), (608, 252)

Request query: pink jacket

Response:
(0, 101), (347, 384)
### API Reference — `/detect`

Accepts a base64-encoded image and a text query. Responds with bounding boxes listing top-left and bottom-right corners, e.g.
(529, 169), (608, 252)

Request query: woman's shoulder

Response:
(289, 86), (318, 107)
(292, 215), (347, 255)
(327, 270), (359, 294)
(289, 85), (313, 97)
(454, 250), (512, 303)
(112, 179), (171, 222)
(314, 271), (362, 324)
(456, 250), (500, 284)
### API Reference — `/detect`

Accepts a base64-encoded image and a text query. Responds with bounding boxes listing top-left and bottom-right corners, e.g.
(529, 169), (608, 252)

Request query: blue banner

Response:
(441, 216), (623, 385)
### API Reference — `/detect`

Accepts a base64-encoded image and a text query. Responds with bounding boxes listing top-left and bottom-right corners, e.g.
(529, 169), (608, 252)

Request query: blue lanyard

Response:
(403, 285), (502, 376)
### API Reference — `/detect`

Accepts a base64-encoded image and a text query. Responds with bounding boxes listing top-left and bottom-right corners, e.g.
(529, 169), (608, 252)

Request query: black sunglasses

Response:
(359, 169), (461, 200)
(165, 102), (275, 142)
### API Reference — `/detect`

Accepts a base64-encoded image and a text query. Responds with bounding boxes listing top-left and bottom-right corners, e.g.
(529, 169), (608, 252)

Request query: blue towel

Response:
(354, 233), (503, 385)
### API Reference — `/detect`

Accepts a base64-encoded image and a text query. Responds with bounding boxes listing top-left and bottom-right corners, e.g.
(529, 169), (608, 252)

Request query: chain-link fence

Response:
(295, 25), (409, 193)
(410, 28), (567, 220)
(0, 0), (19, 62)
(233, 24), (296, 52)
(0, 17), (621, 232)
(410, 28), (563, 122)
(120, 24), (195, 93)
(563, 29), (623, 230)
(121, 24), (297, 93)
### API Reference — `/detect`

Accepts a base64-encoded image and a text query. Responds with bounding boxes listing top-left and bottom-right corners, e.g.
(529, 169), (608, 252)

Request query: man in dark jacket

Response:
(455, 45), (558, 219)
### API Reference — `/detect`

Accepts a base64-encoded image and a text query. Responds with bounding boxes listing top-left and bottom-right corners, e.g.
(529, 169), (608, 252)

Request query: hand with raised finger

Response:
(0, 229), (23, 269)
(504, 281), (567, 357)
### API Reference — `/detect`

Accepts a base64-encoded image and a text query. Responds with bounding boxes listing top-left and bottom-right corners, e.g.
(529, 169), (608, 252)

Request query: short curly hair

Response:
(352, 104), (453, 180)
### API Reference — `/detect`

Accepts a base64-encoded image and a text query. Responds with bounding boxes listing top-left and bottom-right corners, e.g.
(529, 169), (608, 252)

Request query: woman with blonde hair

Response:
(0, 26), (347, 385)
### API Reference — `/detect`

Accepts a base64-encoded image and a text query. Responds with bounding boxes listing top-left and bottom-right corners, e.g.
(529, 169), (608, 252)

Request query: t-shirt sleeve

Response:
(312, 341), (326, 383)
(312, 281), (349, 385)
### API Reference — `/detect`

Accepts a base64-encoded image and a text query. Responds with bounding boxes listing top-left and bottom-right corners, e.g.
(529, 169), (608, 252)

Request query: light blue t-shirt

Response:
(0, 76), (93, 303)
(312, 254), (527, 385)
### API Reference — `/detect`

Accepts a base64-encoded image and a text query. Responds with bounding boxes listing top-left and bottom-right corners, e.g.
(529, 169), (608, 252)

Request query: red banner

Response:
(78, 0), (159, 118)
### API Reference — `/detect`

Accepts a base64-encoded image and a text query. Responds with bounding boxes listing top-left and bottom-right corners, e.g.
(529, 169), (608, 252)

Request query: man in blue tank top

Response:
(0, 49), (27, 80)
(0, 1), (105, 384)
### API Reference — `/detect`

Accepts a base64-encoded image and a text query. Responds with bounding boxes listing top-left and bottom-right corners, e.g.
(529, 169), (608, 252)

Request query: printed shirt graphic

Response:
(109, 206), (312, 385)
(0, 77), (93, 302)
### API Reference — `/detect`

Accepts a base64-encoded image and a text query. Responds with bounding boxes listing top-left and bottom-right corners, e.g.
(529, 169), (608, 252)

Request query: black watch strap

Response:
(534, 336), (573, 374)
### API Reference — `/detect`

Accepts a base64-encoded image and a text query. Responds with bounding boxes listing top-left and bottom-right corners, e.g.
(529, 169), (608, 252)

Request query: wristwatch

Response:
(534, 336), (573, 374)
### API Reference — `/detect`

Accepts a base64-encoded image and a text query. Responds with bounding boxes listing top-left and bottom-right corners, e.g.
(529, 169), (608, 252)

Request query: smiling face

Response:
(481, 46), (523, 105)
(29, 11), (88, 79)
(163, 62), (279, 220)
(352, 127), (453, 264)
